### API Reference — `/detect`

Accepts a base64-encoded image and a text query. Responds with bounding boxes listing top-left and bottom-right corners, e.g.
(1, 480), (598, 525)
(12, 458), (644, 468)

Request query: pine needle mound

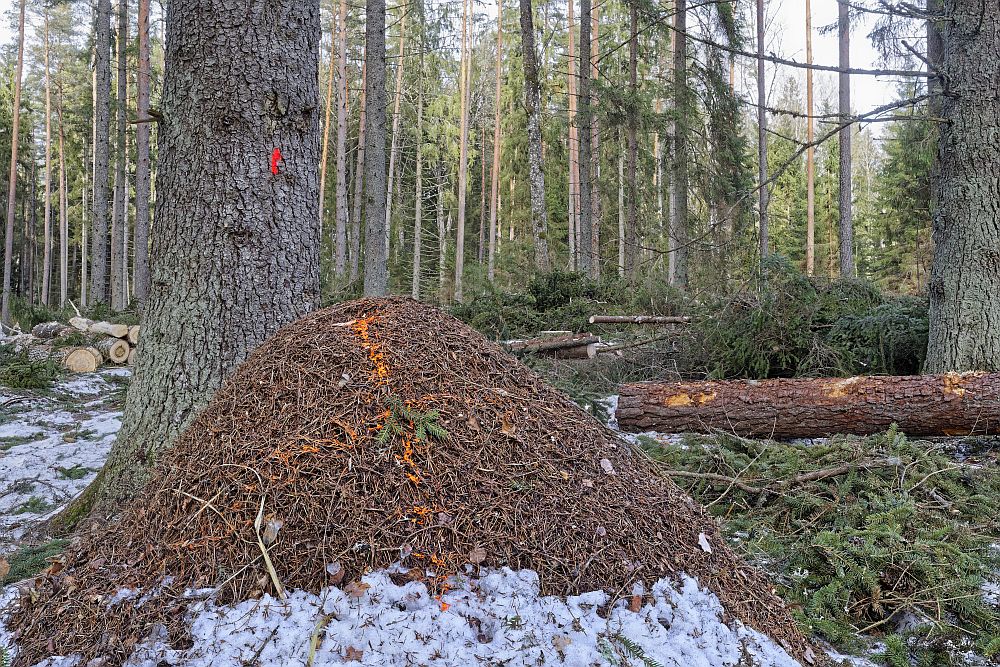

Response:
(9, 297), (811, 665)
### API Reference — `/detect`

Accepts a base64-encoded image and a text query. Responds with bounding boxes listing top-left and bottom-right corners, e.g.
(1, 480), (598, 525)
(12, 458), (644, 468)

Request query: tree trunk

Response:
(838, 0), (854, 277)
(925, 4), (1000, 373)
(362, 0), (389, 297)
(617, 373), (1000, 438)
(487, 0), (503, 283)
(0, 0), (25, 326)
(566, 0), (578, 272)
(42, 14), (52, 308)
(519, 0), (551, 272)
(577, 0), (593, 278)
(589, 1), (601, 280)
(350, 59), (367, 283)
(756, 0), (769, 265)
(454, 0), (471, 301)
(805, 0), (815, 276)
(479, 128), (486, 264)
(111, 0), (129, 311)
(334, 0), (349, 278)
(320, 14), (336, 236)
(617, 131), (625, 277)
(385, 8), (408, 267)
(91, 0), (322, 507)
(91, 0), (112, 306)
(669, 0), (688, 288)
(134, 0), (152, 308)
(58, 87), (69, 308)
(437, 172), (448, 298)
(624, 2), (638, 275)
(411, 45), (424, 300)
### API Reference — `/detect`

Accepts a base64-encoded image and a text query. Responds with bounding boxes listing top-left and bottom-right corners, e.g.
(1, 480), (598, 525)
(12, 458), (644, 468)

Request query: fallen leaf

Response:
(552, 634), (572, 651)
(344, 580), (370, 599)
(343, 646), (364, 661)
(600, 458), (616, 475)
(326, 561), (345, 585)
(261, 514), (283, 546)
(0, 558), (9, 581)
(698, 532), (713, 554)
(468, 545), (487, 564)
(629, 595), (642, 613)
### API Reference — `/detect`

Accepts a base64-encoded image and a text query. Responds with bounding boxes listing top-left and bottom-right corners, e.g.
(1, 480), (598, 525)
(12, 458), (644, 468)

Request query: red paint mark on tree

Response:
(271, 148), (283, 175)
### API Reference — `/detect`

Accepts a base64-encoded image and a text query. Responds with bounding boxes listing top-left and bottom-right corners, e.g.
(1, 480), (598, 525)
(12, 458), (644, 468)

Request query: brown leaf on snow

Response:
(468, 545), (487, 564)
(343, 646), (364, 662)
(552, 634), (572, 651)
(0, 558), (9, 581)
(326, 561), (345, 585)
(629, 594), (642, 613)
(344, 580), (370, 599)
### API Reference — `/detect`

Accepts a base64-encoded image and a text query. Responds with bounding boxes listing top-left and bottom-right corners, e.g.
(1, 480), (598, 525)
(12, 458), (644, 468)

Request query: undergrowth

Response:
(641, 428), (1000, 664)
(0, 345), (61, 390)
(0, 539), (70, 586)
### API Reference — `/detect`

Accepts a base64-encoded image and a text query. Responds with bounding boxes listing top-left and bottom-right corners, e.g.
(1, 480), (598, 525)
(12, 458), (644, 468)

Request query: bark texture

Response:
(134, 0), (152, 307)
(0, 0), (25, 326)
(755, 0), (769, 263)
(618, 373), (1000, 438)
(362, 0), (389, 296)
(487, 0), (503, 283)
(334, 0), (349, 277)
(454, 0), (471, 301)
(90, 0), (112, 306)
(624, 2), (639, 275)
(97, 0), (322, 505)
(926, 3), (1000, 372)
(577, 0), (594, 278)
(669, 0), (688, 288)
(837, 0), (854, 277)
(519, 0), (551, 271)
(805, 0), (815, 276)
(111, 0), (129, 311)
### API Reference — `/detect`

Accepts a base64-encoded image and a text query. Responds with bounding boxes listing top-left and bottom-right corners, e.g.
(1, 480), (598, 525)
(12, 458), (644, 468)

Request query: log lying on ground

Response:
(26, 345), (100, 373)
(69, 317), (130, 339)
(128, 325), (140, 345)
(94, 337), (131, 364)
(617, 372), (1000, 438)
(505, 333), (600, 355)
(589, 315), (692, 325)
(31, 322), (75, 339)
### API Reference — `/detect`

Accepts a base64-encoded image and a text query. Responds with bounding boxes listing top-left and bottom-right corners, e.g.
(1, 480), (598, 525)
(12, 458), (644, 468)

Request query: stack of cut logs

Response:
(7, 318), (140, 373)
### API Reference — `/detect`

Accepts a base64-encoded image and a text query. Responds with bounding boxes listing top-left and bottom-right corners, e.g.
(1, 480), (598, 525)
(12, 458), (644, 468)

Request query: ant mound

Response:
(8, 297), (811, 666)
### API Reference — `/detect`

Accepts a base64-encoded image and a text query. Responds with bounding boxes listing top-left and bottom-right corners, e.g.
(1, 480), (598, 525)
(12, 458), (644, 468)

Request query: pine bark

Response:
(623, 2), (638, 275)
(519, 0), (551, 271)
(91, 0), (112, 306)
(95, 0), (322, 505)
(838, 0), (854, 277)
(58, 88), (69, 308)
(0, 0), (25, 326)
(617, 373), (1000, 438)
(454, 0), (471, 301)
(566, 0), (578, 271)
(350, 59), (367, 283)
(487, 0), (503, 283)
(134, 0), (152, 306)
(362, 0), (389, 297)
(411, 46), (424, 300)
(111, 0), (129, 311)
(669, 0), (688, 288)
(385, 9), (408, 266)
(334, 0), (349, 278)
(577, 0), (594, 278)
(926, 4), (1000, 372)
(589, 3), (601, 280)
(42, 14), (52, 307)
(755, 0), (769, 264)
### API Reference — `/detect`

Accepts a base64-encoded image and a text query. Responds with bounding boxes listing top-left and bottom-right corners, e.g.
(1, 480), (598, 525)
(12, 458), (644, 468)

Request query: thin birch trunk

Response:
(479, 128), (486, 264)
(437, 173), (447, 299)
(617, 133), (625, 277)
(82, 152), (88, 308)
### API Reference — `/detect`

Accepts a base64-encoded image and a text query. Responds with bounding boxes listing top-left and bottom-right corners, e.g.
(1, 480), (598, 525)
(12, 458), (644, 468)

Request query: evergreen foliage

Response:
(0, 344), (61, 389)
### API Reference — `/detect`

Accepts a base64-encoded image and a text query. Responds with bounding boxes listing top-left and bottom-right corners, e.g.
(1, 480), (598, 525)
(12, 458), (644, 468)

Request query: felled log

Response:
(31, 322), (74, 339)
(127, 348), (136, 366)
(589, 315), (692, 325)
(128, 325), (140, 345)
(505, 333), (600, 355)
(69, 317), (130, 339)
(94, 337), (131, 364)
(26, 345), (100, 373)
(616, 372), (1000, 438)
(553, 342), (597, 359)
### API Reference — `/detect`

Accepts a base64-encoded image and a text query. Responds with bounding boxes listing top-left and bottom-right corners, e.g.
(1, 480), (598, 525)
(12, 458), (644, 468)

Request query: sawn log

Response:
(616, 372), (1000, 438)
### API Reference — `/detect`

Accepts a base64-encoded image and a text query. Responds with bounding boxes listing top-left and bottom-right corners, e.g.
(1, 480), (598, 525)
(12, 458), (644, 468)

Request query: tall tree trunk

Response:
(519, 0), (551, 271)
(385, 8), (407, 265)
(437, 170), (447, 298)
(577, 0), (593, 278)
(81, 151), (88, 308)
(412, 43), (424, 300)
(350, 59), (367, 283)
(805, 0), (815, 276)
(669, 0), (688, 288)
(134, 0), (152, 307)
(479, 128), (486, 264)
(91, 0), (112, 306)
(756, 0), (769, 265)
(624, 1), (638, 275)
(837, 0), (854, 277)
(566, 0), (578, 272)
(925, 4), (1000, 372)
(111, 0), (129, 311)
(454, 0), (471, 301)
(42, 14), (52, 308)
(58, 88), (69, 308)
(0, 0), (25, 326)
(487, 0), (503, 283)
(618, 131), (625, 277)
(362, 0), (389, 297)
(92, 0), (323, 507)
(28, 161), (36, 304)
(589, 1), (601, 279)
(334, 0), (349, 278)
(320, 14), (336, 236)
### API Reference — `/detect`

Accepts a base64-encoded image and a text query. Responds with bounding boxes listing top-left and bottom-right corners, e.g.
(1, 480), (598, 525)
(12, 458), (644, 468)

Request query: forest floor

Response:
(0, 365), (995, 666)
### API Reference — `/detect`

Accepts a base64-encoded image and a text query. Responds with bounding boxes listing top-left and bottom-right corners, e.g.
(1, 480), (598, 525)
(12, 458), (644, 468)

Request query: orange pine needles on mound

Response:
(8, 297), (812, 666)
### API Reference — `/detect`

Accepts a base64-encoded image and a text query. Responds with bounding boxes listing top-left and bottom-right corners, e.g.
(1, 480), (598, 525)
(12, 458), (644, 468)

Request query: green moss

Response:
(1, 539), (70, 585)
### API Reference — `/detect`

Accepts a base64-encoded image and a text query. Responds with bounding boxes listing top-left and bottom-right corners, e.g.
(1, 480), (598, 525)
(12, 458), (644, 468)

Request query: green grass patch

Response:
(55, 464), (93, 480)
(642, 428), (1000, 664)
(0, 433), (42, 451)
(1, 539), (70, 586)
(12, 496), (56, 516)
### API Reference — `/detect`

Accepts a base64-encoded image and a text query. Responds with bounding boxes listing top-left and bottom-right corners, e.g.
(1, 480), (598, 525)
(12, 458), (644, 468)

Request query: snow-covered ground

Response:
(0, 369), (128, 554)
(0, 373), (816, 666)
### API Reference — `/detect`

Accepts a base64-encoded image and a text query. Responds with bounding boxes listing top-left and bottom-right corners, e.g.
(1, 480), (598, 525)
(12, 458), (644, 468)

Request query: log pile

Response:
(2, 319), (142, 373)
(617, 372), (1000, 438)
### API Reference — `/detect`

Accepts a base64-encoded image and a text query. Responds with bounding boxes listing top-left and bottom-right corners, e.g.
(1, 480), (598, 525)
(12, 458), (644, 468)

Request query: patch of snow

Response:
(1, 569), (805, 667)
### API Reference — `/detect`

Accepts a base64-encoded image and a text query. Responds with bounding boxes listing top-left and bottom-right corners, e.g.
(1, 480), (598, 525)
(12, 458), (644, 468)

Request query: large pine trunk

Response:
(93, 0), (322, 507)
(617, 373), (1000, 438)
(669, 0), (688, 288)
(362, 0), (389, 296)
(454, 0), (471, 301)
(90, 0), (112, 306)
(925, 4), (1000, 373)
(333, 0), (349, 278)
(133, 0), (152, 307)
(110, 0), (129, 311)
(837, 0), (854, 277)
(577, 0), (593, 278)
(519, 0), (551, 272)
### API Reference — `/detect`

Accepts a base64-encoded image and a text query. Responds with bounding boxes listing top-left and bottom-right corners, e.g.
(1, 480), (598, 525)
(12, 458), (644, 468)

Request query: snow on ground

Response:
(1, 567), (804, 667)
(0, 370), (127, 554)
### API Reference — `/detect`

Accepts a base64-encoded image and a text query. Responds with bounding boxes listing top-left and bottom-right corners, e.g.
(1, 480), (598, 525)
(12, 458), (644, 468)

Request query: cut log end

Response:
(62, 348), (100, 374)
(95, 337), (131, 364)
